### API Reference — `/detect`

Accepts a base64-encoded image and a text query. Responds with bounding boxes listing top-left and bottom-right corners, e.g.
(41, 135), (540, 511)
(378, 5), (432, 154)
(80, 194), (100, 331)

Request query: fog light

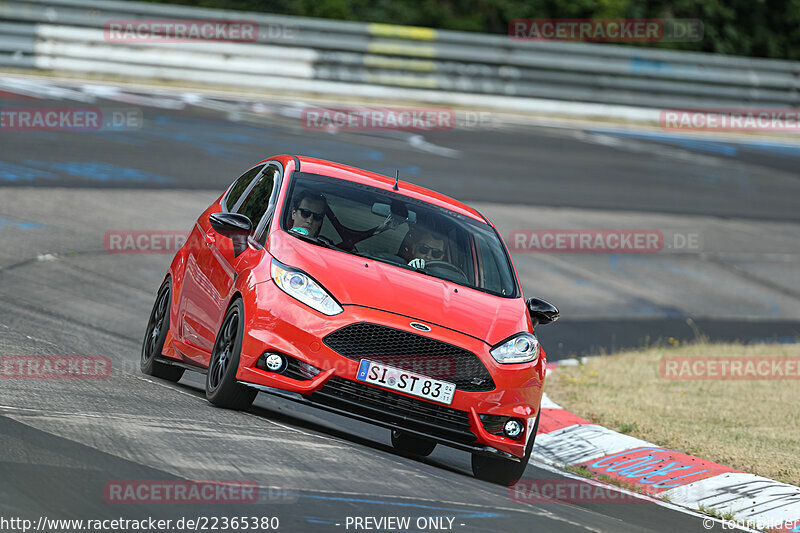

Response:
(265, 353), (284, 371)
(503, 418), (524, 439)
(257, 352), (287, 373)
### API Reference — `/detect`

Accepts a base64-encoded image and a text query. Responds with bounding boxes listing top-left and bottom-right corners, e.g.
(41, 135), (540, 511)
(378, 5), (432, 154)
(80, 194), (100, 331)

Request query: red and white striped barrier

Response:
(538, 361), (800, 531)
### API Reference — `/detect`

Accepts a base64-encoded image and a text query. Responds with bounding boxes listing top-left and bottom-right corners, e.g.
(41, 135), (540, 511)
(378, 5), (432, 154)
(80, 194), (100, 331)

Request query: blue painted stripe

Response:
(0, 215), (44, 230)
(589, 128), (800, 158)
(0, 160), (175, 183)
(589, 129), (738, 156)
(21, 160), (174, 183)
(0, 161), (61, 182)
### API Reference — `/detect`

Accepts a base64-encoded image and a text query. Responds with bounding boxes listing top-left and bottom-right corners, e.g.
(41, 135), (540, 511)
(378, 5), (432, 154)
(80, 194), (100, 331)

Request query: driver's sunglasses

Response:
(297, 208), (324, 221)
(417, 244), (444, 259)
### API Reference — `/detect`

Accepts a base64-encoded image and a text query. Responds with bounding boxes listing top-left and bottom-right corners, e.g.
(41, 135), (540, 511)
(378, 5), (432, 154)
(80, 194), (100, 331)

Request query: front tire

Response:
(471, 410), (540, 486)
(141, 279), (184, 382)
(391, 430), (436, 457)
(205, 299), (257, 410)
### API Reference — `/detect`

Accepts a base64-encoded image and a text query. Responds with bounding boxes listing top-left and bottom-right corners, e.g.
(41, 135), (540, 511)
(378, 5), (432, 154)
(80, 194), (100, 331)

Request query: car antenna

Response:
(393, 169), (399, 191)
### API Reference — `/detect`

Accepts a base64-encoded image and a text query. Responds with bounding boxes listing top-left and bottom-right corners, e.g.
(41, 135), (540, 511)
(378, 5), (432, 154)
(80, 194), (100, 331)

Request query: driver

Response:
(407, 229), (446, 269)
(290, 190), (327, 239)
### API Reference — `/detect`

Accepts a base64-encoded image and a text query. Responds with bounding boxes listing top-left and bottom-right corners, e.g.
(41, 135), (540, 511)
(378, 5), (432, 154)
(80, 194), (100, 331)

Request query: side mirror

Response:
(526, 297), (559, 327)
(209, 212), (252, 257)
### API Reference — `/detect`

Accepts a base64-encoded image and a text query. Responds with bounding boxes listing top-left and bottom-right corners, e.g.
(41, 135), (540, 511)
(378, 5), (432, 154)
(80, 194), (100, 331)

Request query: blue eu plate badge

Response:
(357, 360), (371, 380)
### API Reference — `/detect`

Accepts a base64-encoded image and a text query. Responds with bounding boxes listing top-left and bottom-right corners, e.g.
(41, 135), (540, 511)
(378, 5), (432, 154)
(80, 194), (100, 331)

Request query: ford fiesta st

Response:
(141, 155), (558, 485)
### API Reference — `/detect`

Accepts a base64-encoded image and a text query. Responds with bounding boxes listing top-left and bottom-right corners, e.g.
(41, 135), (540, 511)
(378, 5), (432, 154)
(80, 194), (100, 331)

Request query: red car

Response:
(141, 155), (558, 485)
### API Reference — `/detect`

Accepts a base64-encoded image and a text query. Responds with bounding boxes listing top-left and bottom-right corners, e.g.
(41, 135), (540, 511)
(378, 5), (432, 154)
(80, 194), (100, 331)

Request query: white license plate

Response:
(356, 360), (456, 405)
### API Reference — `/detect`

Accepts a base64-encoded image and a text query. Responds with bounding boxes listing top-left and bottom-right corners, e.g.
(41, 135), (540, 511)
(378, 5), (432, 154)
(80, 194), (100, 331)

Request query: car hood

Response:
(270, 232), (529, 345)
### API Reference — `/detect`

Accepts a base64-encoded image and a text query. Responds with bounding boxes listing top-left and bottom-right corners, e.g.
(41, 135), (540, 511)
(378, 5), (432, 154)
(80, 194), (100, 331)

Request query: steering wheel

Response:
(424, 261), (468, 281)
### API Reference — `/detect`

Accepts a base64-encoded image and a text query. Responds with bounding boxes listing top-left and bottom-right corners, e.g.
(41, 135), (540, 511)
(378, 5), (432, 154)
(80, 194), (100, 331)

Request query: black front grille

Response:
(323, 323), (495, 392)
(284, 358), (314, 381)
(311, 376), (476, 444)
(479, 414), (507, 436)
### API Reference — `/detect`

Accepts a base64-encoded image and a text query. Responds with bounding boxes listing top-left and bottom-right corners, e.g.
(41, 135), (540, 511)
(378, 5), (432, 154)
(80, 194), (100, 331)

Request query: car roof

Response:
(269, 155), (488, 224)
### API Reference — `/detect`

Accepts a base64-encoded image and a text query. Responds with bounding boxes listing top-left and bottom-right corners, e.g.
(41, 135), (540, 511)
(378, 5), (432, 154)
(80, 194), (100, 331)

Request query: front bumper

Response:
(236, 283), (545, 458)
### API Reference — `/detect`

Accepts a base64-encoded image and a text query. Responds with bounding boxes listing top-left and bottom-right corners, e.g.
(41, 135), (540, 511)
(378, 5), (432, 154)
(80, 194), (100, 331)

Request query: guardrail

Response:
(1, 0), (799, 115)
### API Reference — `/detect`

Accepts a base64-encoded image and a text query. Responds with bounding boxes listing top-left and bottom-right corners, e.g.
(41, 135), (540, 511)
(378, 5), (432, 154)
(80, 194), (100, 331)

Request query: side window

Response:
(237, 165), (280, 227)
(225, 164), (264, 211)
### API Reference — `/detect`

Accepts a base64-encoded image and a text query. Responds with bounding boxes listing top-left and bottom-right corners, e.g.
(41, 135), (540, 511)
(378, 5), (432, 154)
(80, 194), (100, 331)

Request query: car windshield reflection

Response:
(281, 172), (518, 297)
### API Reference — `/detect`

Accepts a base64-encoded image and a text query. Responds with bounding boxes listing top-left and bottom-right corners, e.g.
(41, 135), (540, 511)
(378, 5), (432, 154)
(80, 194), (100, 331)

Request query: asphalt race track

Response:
(2, 77), (798, 357)
(2, 74), (796, 532)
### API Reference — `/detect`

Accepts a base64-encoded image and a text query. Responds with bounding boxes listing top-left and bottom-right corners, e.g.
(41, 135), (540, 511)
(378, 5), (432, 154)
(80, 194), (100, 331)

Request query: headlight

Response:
(271, 259), (343, 316)
(490, 333), (540, 364)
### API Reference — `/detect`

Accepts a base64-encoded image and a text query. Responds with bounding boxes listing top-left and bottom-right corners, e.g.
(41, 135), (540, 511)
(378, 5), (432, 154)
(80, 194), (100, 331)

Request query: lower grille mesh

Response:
(312, 376), (476, 444)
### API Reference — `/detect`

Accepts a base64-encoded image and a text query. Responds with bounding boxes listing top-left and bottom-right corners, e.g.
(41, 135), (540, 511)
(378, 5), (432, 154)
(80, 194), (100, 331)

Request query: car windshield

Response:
(280, 172), (518, 297)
